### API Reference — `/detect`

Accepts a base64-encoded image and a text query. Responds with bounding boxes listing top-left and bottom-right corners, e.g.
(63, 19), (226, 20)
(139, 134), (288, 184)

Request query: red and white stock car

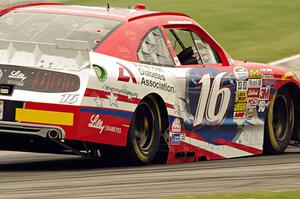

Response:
(0, 3), (299, 164)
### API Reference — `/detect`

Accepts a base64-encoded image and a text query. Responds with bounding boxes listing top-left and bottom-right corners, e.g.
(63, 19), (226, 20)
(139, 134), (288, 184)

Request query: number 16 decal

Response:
(194, 72), (231, 127)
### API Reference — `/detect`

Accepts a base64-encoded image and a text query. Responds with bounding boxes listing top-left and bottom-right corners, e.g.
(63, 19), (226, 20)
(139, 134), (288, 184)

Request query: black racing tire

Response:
(264, 88), (294, 154)
(126, 97), (161, 165)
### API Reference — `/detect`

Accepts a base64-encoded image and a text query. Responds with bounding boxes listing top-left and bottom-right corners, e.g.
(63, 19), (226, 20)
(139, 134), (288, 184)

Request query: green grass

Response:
(65, 0), (300, 63)
(168, 189), (300, 199)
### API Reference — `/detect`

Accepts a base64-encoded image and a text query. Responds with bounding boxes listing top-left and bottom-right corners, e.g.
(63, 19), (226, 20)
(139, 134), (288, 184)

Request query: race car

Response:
(0, 2), (299, 165)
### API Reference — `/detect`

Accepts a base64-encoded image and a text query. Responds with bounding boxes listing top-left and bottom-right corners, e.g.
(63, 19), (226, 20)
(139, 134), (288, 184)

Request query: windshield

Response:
(0, 11), (122, 49)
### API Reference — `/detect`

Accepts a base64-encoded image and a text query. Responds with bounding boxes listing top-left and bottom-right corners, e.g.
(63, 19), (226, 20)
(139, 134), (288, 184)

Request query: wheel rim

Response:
(272, 95), (288, 142)
(133, 102), (155, 156)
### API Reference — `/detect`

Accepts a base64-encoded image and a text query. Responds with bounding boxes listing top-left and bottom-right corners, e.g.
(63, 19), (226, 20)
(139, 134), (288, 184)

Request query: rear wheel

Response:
(264, 89), (294, 154)
(127, 97), (161, 165)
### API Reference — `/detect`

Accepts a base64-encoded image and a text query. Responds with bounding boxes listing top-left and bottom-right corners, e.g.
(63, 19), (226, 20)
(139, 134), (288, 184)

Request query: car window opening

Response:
(165, 28), (220, 66)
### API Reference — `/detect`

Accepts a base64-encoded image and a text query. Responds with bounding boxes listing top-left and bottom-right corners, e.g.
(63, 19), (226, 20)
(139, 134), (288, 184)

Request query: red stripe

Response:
(213, 138), (262, 155)
(85, 88), (140, 104)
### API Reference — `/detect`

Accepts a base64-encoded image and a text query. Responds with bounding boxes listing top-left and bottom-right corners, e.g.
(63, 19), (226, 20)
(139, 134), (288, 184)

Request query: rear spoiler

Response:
(0, 2), (62, 16)
(0, 39), (90, 70)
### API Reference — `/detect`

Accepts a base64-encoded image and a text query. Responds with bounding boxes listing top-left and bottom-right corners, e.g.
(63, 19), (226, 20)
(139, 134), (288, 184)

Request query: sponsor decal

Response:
(9, 70), (27, 81)
(106, 125), (121, 134)
(258, 100), (268, 112)
(138, 65), (175, 93)
(234, 103), (246, 112)
(93, 65), (107, 82)
(180, 133), (186, 142)
(262, 79), (276, 87)
(233, 111), (245, 125)
(117, 62), (137, 84)
(0, 64), (80, 93)
(102, 84), (138, 100)
(171, 118), (182, 133)
(247, 88), (260, 98)
(246, 108), (255, 119)
(171, 133), (181, 145)
(261, 68), (274, 79)
(248, 69), (261, 79)
(248, 79), (262, 88)
(117, 63), (175, 93)
(88, 114), (105, 134)
(60, 94), (79, 104)
(118, 46), (131, 55)
(282, 71), (296, 80)
(8, 70), (27, 86)
(140, 78), (175, 93)
(235, 91), (247, 103)
(234, 111), (245, 119)
(259, 87), (270, 100)
(233, 66), (248, 80)
(247, 97), (259, 108)
(236, 81), (248, 91)
(138, 68), (165, 81)
(88, 114), (121, 134)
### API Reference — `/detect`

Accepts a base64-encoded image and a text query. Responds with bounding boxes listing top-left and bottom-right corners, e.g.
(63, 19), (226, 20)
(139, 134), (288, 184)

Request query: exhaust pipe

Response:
(47, 129), (60, 139)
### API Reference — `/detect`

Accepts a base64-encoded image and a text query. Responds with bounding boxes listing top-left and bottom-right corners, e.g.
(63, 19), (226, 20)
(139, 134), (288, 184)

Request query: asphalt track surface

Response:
(0, 146), (299, 199)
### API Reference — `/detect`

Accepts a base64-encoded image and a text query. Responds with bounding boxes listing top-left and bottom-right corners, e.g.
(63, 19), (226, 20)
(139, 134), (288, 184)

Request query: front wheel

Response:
(264, 89), (294, 154)
(126, 98), (161, 165)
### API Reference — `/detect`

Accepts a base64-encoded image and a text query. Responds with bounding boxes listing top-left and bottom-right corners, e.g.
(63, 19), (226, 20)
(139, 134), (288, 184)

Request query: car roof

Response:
(6, 4), (189, 22)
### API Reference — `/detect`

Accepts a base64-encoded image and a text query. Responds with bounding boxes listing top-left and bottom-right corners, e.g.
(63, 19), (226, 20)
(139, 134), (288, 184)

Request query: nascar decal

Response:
(233, 66), (248, 81)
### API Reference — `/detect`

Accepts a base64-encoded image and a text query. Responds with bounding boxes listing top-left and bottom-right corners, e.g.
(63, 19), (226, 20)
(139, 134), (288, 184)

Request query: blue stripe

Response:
(80, 108), (133, 119)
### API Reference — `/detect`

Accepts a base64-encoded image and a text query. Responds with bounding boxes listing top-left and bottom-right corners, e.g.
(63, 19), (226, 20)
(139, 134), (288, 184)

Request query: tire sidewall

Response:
(264, 89), (294, 154)
(127, 98), (161, 164)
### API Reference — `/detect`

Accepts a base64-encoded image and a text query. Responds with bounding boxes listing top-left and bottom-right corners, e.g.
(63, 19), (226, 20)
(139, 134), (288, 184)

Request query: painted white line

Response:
(0, 151), (33, 156)
(269, 54), (300, 66)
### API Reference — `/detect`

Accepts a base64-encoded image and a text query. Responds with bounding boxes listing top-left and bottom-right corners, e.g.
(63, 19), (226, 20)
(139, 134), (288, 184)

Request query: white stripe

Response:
(183, 137), (252, 158)
(269, 54), (300, 66)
